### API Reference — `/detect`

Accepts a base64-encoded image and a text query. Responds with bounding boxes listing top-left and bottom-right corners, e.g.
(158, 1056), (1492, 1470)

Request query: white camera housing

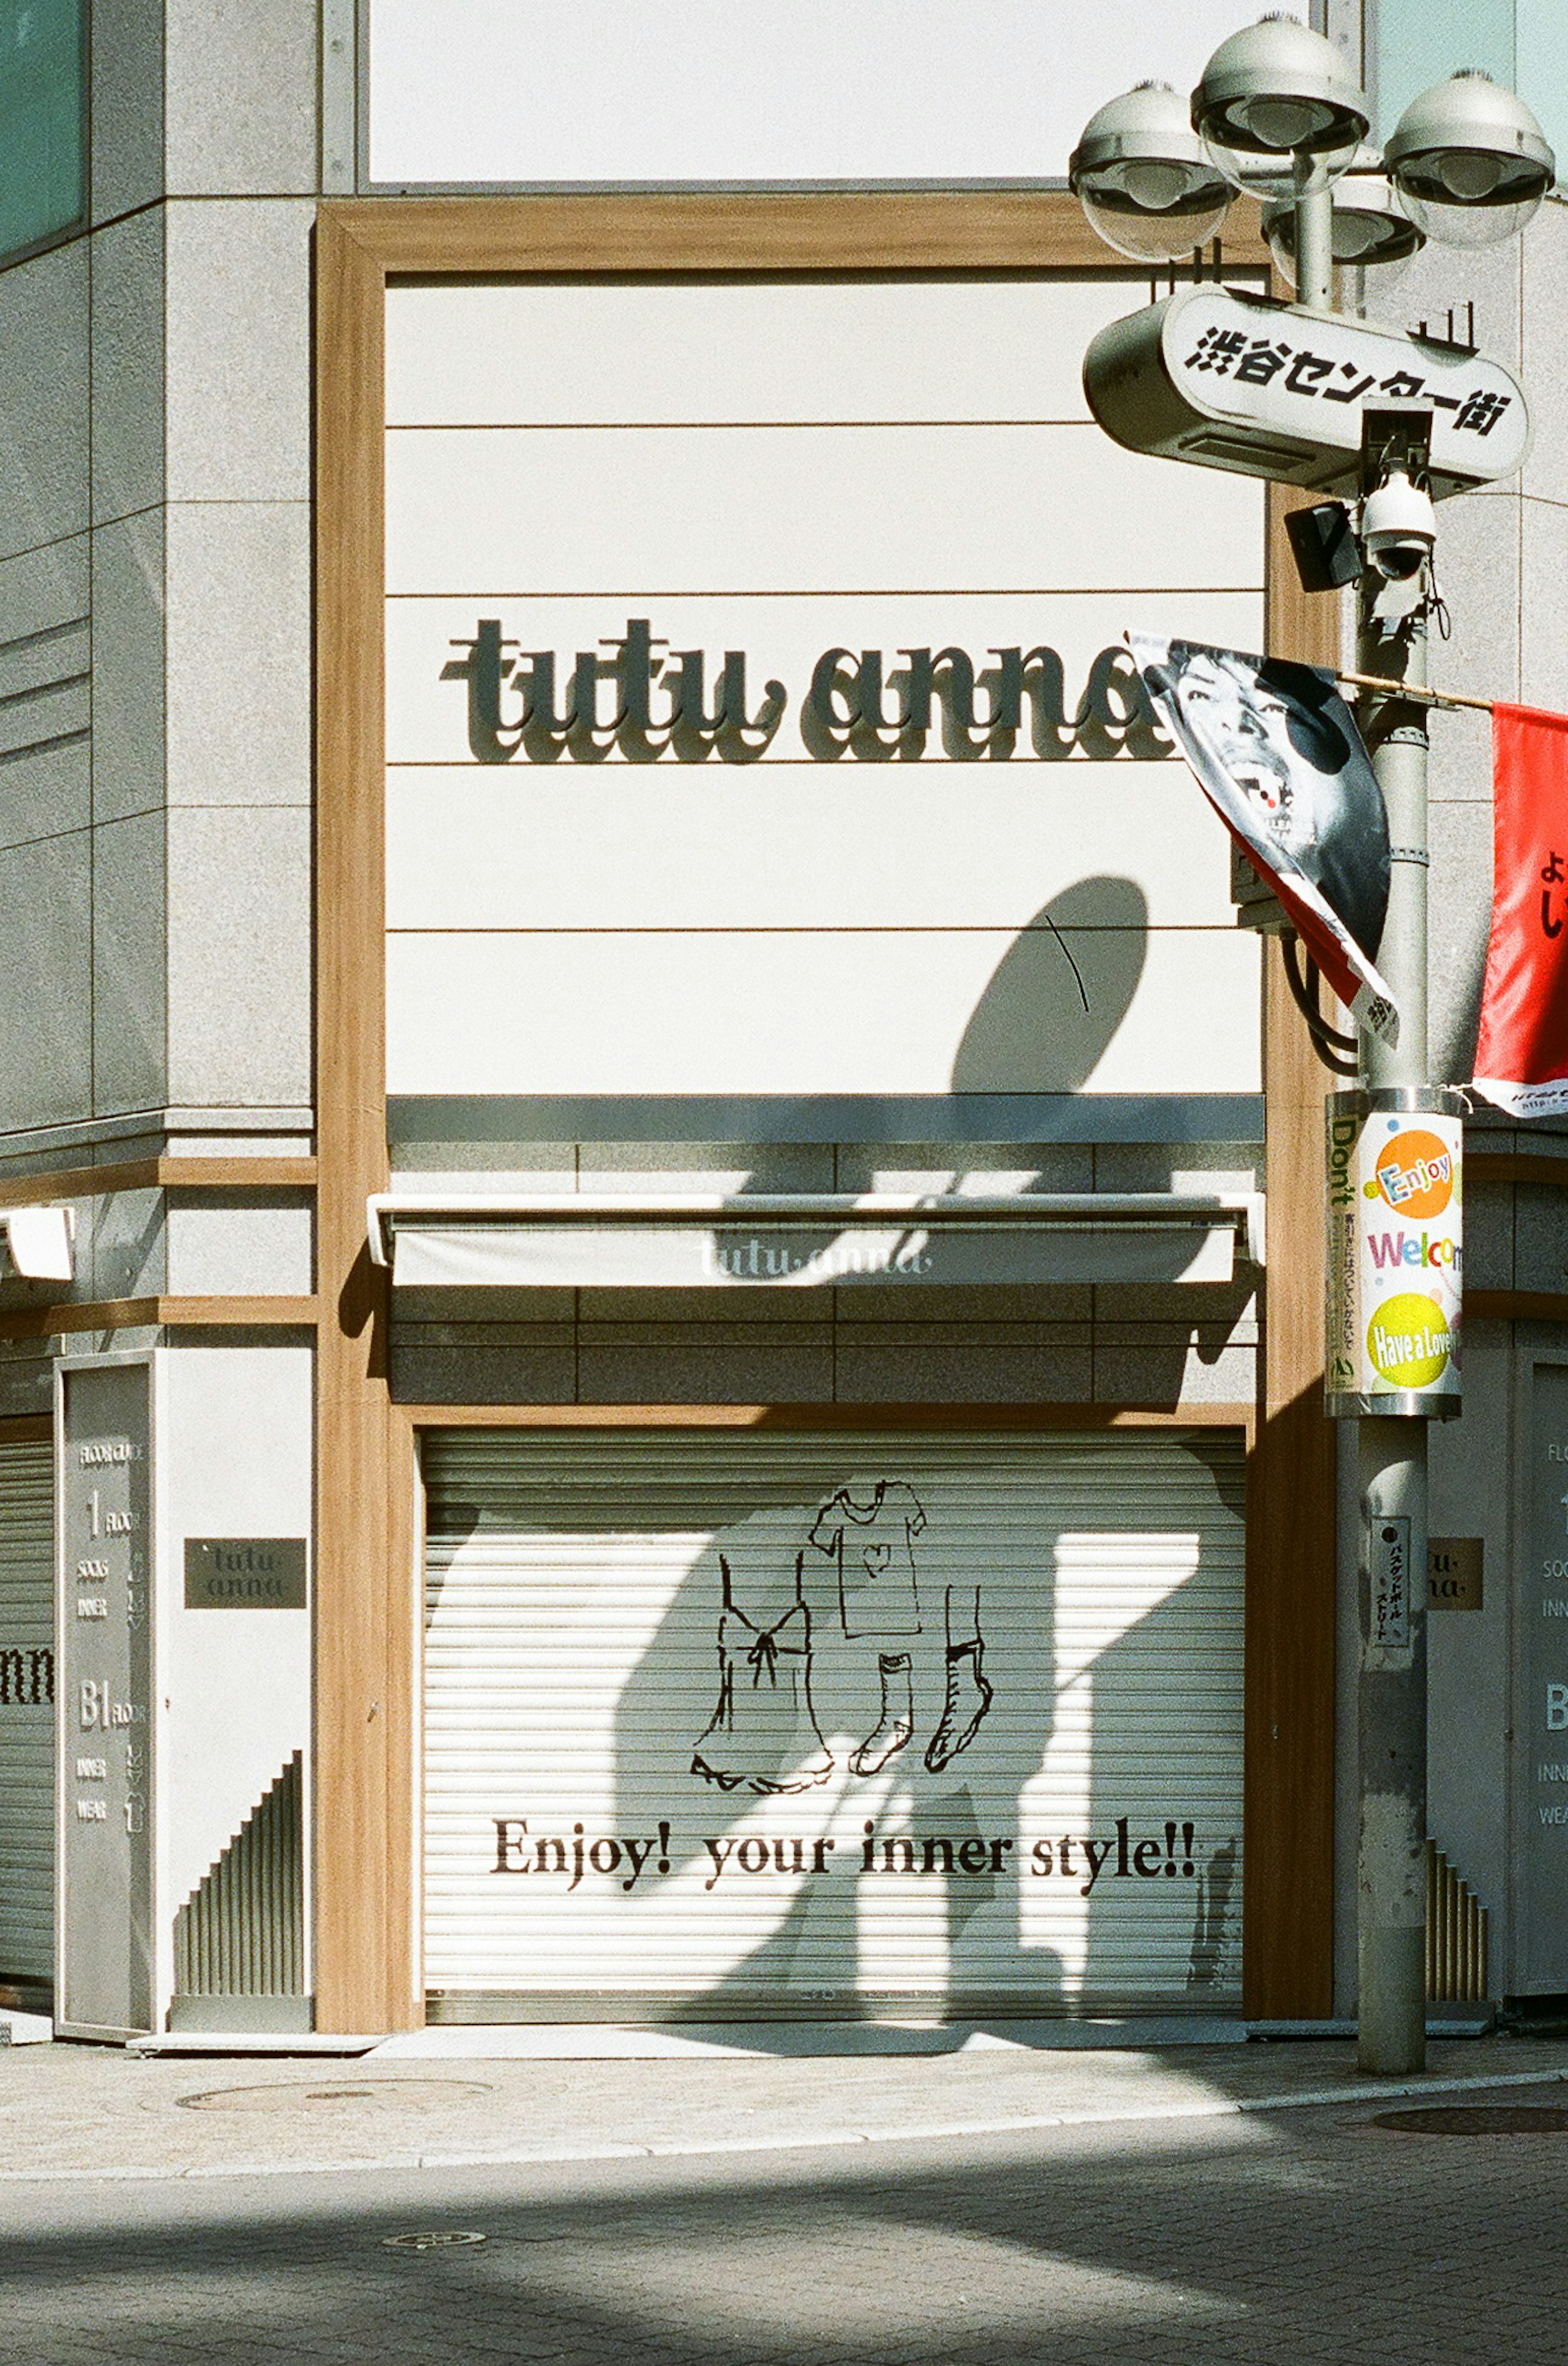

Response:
(1361, 470), (1437, 580)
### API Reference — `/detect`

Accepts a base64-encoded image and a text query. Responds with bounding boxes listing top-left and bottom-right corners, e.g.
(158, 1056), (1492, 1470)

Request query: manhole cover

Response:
(1372, 2105), (1568, 2136)
(382, 2231), (488, 2252)
(177, 2079), (491, 2113)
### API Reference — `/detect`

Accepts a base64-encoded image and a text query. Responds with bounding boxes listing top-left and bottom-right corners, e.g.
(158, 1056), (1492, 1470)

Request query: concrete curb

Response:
(2, 2061), (1564, 2185)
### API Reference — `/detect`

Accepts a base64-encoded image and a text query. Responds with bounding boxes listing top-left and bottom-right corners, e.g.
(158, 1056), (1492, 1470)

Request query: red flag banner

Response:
(1473, 704), (1568, 1117)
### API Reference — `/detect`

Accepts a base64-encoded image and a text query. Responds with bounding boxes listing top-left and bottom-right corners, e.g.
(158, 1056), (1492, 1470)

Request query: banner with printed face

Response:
(1325, 1099), (1462, 1416)
(1473, 704), (1568, 1118)
(1128, 634), (1399, 1044)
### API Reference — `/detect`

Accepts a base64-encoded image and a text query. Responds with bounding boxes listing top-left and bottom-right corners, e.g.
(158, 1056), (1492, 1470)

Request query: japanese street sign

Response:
(1085, 285), (1529, 500)
(1325, 1093), (1463, 1420)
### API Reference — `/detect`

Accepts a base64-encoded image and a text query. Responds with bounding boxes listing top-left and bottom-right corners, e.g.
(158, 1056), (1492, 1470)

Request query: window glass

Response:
(1373, 0), (1515, 143)
(1516, 0), (1568, 184)
(0, 0), (85, 264)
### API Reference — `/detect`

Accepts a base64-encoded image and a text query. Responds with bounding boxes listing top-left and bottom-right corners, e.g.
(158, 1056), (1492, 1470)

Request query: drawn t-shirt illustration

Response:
(809, 1482), (926, 1639)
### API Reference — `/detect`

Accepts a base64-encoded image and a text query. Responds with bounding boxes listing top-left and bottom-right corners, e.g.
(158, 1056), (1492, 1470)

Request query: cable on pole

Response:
(1281, 932), (1361, 1076)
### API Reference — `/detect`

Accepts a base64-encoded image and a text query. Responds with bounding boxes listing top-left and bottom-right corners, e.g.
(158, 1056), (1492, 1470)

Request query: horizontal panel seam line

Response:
(383, 759), (1187, 769)
(0, 670), (90, 712)
(0, 727), (89, 767)
(0, 617), (89, 658)
(386, 418), (1094, 432)
(385, 586), (1266, 600)
(385, 923), (1244, 934)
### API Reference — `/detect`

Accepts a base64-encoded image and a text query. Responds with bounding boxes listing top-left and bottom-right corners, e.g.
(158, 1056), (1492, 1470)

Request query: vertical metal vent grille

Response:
(1427, 1841), (1488, 2003)
(174, 1753), (304, 1997)
(0, 1439), (55, 1994)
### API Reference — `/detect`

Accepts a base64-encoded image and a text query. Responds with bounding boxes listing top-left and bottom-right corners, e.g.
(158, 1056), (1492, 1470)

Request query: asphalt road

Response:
(3, 2045), (1568, 2362)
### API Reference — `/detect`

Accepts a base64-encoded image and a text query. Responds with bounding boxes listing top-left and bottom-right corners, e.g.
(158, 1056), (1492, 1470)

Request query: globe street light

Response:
(1385, 70), (1556, 249)
(1068, 83), (1232, 263)
(1071, 18), (1556, 2079)
(1192, 13), (1369, 199)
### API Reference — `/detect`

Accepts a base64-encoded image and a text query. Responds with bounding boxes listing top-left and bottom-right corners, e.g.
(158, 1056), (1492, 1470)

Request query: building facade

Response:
(0, 0), (1564, 2038)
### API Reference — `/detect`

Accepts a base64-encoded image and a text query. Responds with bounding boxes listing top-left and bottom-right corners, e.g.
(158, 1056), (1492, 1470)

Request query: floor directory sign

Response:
(1525, 1365), (1568, 1991)
(58, 1360), (154, 2037)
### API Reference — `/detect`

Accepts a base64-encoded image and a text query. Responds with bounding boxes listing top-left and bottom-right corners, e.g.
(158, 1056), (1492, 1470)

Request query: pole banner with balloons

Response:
(1325, 1089), (1463, 1419)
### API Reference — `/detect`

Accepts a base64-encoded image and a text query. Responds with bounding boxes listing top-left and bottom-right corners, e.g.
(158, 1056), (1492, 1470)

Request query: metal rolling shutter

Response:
(423, 1429), (1245, 2020)
(0, 1441), (54, 1994)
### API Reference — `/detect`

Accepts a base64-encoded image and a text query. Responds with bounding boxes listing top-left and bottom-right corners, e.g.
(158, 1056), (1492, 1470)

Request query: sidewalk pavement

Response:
(2, 2018), (1566, 2182)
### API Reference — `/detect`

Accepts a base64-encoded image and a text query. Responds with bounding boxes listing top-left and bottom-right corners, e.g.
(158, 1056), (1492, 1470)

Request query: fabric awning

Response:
(369, 1193), (1263, 1290)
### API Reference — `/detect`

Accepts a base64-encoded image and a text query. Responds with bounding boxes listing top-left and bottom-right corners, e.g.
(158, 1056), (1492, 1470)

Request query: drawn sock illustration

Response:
(851, 1651), (914, 1775)
(925, 1585), (993, 1773)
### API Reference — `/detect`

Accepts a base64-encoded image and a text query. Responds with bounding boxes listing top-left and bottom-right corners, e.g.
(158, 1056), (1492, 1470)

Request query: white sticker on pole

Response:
(1326, 1102), (1462, 1415)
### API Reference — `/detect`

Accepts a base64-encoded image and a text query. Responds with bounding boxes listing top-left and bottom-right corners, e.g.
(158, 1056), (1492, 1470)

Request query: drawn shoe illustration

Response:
(924, 1637), (994, 1773)
(850, 1652), (914, 1776)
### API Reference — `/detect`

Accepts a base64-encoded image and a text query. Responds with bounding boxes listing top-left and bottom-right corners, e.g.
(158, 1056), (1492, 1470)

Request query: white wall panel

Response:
(156, 1348), (312, 1927)
(383, 274), (1266, 1108)
(387, 279), (1160, 429)
(386, 926), (1261, 1096)
(368, 0), (1269, 188)
(387, 764), (1237, 932)
(385, 426), (1264, 597)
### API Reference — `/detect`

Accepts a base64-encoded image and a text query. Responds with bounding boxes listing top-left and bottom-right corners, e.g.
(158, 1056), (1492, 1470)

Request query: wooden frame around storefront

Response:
(314, 190), (1330, 2034)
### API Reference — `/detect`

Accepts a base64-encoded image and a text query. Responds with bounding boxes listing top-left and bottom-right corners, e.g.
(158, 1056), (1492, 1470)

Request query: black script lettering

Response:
(601, 618), (669, 763)
(445, 620), (1168, 766)
(1080, 1836), (1114, 1896)
(1077, 645), (1167, 760)
(989, 645), (1071, 759)
(846, 649), (912, 761)
(620, 1833), (655, 1890)
(702, 1835), (736, 1890)
(801, 647), (862, 760)
(668, 648), (786, 763)
(1134, 1838), (1163, 1875)
(494, 1817), (529, 1872)
(444, 620), (524, 763)
(507, 648), (585, 764)
(1031, 1838), (1054, 1875)
(901, 647), (995, 760)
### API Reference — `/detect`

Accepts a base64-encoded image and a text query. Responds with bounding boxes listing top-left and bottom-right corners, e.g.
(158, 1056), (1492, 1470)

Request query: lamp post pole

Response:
(1074, 29), (1552, 2075)
(1298, 170), (1433, 2076)
(1354, 529), (1432, 2077)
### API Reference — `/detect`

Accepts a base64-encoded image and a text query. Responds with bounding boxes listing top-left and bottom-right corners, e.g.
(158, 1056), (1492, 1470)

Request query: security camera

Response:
(1360, 470), (1437, 581)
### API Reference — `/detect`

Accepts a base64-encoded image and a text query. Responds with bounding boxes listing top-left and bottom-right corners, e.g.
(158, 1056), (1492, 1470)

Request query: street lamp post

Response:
(1070, 18), (1555, 2076)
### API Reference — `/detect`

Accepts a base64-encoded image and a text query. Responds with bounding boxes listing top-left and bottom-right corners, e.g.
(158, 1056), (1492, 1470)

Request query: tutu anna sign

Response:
(442, 617), (1168, 766)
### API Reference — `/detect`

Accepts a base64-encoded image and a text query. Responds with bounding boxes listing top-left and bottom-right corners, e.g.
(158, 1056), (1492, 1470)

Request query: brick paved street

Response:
(3, 2040), (1568, 2362)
